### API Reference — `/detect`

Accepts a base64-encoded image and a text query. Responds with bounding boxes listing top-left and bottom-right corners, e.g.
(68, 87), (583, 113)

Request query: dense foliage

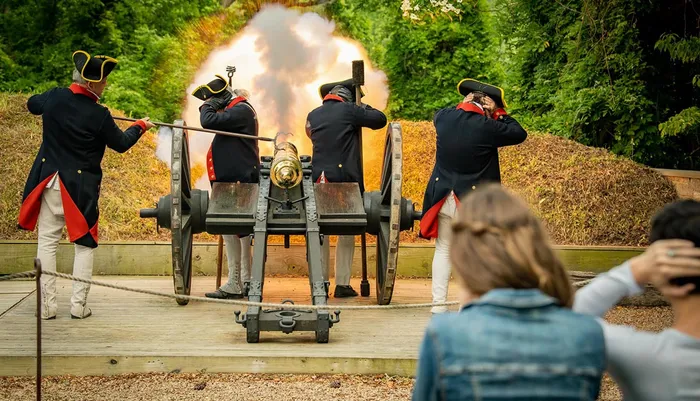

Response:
(1, 0), (698, 169)
(0, 0), (236, 121)
(334, 0), (699, 169)
(329, 0), (501, 120)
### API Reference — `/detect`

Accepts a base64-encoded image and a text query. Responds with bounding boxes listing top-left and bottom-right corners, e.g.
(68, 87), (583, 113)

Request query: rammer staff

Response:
(113, 116), (274, 142)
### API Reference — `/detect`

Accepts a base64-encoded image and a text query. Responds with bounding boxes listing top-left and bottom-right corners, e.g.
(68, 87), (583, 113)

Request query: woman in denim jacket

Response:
(413, 185), (606, 401)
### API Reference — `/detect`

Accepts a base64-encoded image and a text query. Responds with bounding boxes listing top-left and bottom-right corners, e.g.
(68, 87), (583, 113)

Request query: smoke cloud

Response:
(159, 4), (389, 190)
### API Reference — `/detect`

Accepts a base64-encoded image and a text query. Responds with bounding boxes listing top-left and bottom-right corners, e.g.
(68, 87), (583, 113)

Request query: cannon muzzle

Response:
(271, 136), (303, 189)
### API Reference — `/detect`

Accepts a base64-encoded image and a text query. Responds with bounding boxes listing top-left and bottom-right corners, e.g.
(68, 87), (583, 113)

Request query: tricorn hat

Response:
(458, 78), (507, 108)
(72, 50), (118, 83)
(319, 78), (364, 101)
(191, 75), (230, 101)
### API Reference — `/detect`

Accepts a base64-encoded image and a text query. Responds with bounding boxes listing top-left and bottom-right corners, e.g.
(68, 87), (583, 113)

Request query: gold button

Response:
(338, 164), (342, 168)
(77, 170), (82, 174)
(209, 167), (213, 170)
(435, 177), (439, 181)
(41, 158), (45, 162)
(472, 185), (476, 190)
(208, 158), (212, 162)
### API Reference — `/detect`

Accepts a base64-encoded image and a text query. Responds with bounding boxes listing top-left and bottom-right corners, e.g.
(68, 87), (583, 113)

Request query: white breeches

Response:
(37, 186), (94, 318)
(219, 235), (251, 294)
(321, 235), (355, 286)
(431, 192), (457, 313)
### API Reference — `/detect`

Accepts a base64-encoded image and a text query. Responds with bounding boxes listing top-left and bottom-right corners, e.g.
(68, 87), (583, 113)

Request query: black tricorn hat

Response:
(191, 75), (229, 101)
(319, 78), (364, 100)
(72, 50), (118, 82)
(458, 78), (507, 108)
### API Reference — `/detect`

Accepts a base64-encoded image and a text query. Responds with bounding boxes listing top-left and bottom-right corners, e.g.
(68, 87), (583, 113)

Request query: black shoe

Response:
(334, 285), (358, 298)
(205, 289), (245, 299)
(71, 310), (92, 319)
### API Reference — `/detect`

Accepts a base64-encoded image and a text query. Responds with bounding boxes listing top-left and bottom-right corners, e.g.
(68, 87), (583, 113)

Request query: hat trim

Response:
(72, 50), (118, 83)
(457, 78), (507, 108)
(191, 74), (229, 97)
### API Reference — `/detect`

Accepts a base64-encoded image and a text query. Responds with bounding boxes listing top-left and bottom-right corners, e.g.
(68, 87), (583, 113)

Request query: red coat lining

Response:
(419, 193), (460, 239)
(17, 175), (55, 230)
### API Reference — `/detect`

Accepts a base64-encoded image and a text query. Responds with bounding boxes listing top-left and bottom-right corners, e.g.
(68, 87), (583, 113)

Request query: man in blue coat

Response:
(306, 80), (387, 297)
(419, 79), (527, 313)
(192, 75), (260, 299)
(19, 50), (154, 319)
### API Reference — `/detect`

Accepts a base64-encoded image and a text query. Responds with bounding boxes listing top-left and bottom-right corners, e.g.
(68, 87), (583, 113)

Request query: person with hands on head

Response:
(419, 79), (527, 314)
(573, 199), (700, 401)
(192, 75), (259, 300)
(18, 50), (155, 320)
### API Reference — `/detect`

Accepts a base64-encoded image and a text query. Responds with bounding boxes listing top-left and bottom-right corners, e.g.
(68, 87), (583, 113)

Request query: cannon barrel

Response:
(270, 140), (303, 189)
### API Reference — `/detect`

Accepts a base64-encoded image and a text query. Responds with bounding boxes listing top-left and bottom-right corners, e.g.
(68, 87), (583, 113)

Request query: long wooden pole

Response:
(113, 116), (274, 142)
(353, 60), (370, 298)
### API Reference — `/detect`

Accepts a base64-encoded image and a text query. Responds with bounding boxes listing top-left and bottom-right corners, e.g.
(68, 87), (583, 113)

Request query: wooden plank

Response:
(0, 276), (668, 377)
(0, 355), (417, 377)
(0, 241), (643, 276)
(0, 292), (33, 318)
(0, 277), (438, 376)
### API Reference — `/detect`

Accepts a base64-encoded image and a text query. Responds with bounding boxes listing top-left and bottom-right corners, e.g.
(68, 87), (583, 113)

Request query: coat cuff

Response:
(131, 120), (147, 132)
(492, 108), (508, 120)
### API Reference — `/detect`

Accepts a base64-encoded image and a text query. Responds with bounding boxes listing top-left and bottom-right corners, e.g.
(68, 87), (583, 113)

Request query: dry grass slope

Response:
(363, 120), (678, 246)
(0, 95), (678, 246)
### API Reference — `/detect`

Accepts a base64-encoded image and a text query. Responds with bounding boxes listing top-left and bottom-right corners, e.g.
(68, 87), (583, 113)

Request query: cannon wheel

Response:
(171, 120), (194, 306)
(375, 123), (403, 305)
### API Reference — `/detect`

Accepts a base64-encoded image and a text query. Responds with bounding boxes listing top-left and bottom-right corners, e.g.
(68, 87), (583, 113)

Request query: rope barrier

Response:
(0, 270), (37, 281)
(1, 269), (594, 310)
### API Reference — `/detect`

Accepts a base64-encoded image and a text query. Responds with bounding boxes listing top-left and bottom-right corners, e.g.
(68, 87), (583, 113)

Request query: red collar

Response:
(69, 83), (99, 102)
(456, 102), (484, 115)
(323, 94), (344, 103)
(225, 96), (247, 109)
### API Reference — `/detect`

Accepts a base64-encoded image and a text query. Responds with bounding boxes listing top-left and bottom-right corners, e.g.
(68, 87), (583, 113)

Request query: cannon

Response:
(140, 120), (421, 343)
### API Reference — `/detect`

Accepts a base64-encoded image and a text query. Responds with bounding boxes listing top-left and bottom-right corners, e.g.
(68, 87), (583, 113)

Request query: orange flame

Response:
(172, 5), (389, 190)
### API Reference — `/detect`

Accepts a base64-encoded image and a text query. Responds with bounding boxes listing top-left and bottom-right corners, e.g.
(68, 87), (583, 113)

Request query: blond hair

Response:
(450, 184), (574, 307)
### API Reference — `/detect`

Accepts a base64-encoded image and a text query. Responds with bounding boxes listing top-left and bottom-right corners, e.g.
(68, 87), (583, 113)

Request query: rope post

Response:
(34, 258), (42, 401)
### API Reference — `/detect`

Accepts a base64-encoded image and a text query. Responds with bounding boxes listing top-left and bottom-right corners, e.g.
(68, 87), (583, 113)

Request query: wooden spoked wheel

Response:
(170, 120), (194, 306)
(374, 123), (403, 305)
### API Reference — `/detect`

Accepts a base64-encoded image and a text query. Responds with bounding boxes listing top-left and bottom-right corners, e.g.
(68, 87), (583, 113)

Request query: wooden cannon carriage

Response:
(140, 121), (421, 343)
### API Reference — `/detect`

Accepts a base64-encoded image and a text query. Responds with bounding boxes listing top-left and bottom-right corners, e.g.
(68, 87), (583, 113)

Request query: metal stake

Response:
(35, 258), (42, 401)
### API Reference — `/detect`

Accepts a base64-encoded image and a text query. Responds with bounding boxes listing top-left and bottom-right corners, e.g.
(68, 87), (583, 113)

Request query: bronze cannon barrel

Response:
(270, 140), (303, 189)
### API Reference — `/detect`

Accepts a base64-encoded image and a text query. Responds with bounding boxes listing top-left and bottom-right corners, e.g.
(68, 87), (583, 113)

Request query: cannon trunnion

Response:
(140, 122), (421, 343)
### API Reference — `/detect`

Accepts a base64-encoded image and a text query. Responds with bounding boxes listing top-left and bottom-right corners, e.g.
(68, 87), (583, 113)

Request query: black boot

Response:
(205, 289), (245, 299)
(334, 285), (358, 298)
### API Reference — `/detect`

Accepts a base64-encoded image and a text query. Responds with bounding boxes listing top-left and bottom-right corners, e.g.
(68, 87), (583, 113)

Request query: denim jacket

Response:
(412, 289), (606, 401)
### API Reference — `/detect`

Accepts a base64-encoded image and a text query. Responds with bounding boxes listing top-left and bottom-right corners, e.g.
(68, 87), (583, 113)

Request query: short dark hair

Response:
(650, 200), (700, 246)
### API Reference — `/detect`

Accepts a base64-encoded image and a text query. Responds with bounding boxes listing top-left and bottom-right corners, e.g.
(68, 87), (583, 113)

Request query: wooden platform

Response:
(0, 277), (460, 377)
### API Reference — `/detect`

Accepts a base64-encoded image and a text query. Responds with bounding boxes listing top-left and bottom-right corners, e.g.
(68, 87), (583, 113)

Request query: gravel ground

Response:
(0, 306), (674, 401)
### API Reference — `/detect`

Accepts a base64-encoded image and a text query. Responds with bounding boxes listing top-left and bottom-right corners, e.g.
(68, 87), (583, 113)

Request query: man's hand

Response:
(205, 91), (233, 110)
(481, 95), (496, 116)
(629, 239), (700, 297)
(139, 117), (156, 130)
